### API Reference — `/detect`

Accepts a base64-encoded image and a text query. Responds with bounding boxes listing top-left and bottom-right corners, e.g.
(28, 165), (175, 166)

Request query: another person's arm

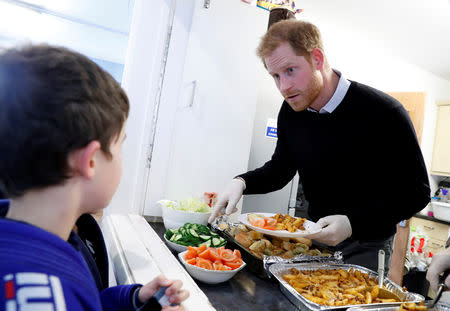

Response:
(426, 247), (450, 291)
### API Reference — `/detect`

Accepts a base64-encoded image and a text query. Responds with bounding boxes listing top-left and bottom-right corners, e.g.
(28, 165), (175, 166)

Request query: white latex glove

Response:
(426, 247), (450, 291)
(304, 215), (352, 247)
(208, 178), (245, 223)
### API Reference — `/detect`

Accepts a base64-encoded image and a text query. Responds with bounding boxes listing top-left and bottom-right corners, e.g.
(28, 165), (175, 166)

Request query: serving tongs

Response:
(424, 269), (450, 309)
(377, 250), (402, 301)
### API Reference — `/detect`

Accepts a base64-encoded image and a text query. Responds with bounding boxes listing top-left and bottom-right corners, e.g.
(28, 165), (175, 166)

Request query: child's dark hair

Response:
(0, 44), (129, 197)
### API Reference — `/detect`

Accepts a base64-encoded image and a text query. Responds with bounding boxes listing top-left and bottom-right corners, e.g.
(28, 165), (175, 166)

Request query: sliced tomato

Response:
(198, 248), (211, 260)
(264, 217), (277, 227)
(220, 248), (237, 262)
(233, 249), (242, 259)
(208, 248), (221, 261)
(186, 258), (196, 265)
(196, 258), (213, 270)
(225, 258), (243, 270)
(212, 262), (224, 270)
(196, 244), (207, 254)
(219, 264), (232, 271)
(250, 218), (265, 228)
(184, 249), (198, 260)
(263, 225), (277, 230)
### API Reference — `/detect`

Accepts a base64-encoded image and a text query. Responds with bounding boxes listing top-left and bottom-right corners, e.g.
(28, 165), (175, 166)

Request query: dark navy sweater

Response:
(239, 81), (430, 240)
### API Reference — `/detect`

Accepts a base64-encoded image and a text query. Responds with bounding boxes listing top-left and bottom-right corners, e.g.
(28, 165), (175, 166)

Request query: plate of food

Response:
(238, 212), (322, 238)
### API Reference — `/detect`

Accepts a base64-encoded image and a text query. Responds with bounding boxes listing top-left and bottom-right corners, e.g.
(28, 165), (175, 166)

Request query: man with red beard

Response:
(209, 19), (430, 272)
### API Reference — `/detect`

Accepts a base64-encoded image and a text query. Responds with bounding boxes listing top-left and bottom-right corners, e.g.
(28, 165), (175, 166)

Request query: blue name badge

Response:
(266, 127), (277, 138)
(266, 118), (277, 139)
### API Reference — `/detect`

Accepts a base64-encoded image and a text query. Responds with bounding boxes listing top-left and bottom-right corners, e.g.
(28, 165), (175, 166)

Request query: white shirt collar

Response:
(307, 69), (351, 114)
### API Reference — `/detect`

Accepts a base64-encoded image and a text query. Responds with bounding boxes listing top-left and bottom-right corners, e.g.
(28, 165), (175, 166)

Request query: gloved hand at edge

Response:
(208, 178), (246, 223)
(426, 247), (450, 292)
(304, 214), (352, 247)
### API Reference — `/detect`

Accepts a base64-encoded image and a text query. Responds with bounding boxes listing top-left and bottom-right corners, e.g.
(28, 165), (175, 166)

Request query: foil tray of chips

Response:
(347, 302), (450, 311)
(210, 216), (343, 279)
(269, 263), (424, 311)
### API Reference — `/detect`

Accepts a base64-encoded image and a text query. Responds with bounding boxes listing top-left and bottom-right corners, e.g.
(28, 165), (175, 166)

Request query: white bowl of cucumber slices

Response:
(164, 223), (226, 252)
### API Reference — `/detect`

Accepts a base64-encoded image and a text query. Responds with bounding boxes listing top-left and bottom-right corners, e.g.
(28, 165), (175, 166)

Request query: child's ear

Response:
(70, 141), (101, 179)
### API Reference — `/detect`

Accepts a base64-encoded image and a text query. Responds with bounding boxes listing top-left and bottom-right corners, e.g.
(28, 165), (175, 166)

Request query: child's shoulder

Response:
(0, 219), (102, 309)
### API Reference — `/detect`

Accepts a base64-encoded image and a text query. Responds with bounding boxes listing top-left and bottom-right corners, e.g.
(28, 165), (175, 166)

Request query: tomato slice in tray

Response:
(233, 249), (241, 259)
(250, 218), (265, 228)
(184, 249), (197, 260)
(198, 248), (211, 260)
(186, 258), (196, 265)
(196, 257), (213, 270)
(225, 258), (243, 270)
(196, 244), (207, 254)
(264, 217), (277, 227)
(219, 248), (237, 262)
(262, 225), (277, 230)
(208, 248), (221, 261)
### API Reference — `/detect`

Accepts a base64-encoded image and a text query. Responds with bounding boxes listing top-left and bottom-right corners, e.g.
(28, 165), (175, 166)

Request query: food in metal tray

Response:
(231, 225), (331, 259)
(283, 267), (400, 306)
(397, 302), (427, 311)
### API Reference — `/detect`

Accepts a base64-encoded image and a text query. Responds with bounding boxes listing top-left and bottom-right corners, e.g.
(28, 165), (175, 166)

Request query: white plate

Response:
(164, 235), (188, 252)
(238, 213), (322, 238)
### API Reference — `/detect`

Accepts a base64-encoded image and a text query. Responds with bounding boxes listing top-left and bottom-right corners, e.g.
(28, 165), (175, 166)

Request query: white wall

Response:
(107, 0), (176, 214)
(306, 16), (450, 195)
(111, 1), (450, 216)
(143, 0), (261, 217)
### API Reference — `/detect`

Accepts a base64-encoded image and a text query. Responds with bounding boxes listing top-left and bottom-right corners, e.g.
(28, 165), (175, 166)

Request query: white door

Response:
(144, 0), (269, 216)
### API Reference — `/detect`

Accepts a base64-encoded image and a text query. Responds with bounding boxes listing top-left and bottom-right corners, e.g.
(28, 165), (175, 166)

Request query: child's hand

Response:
(138, 275), (189, 310)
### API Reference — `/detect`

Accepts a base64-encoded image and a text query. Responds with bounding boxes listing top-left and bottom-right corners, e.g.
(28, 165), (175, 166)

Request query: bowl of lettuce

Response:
(158, 198), (212, 230)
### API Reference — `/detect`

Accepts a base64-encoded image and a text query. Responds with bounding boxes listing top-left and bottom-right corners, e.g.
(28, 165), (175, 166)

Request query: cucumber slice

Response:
(211, 237), (222, 247)
(199, 235), (211, 240)
(173, 234), (183, 241)
(201, 240), (212, 248)
(189, 229), (199, 238)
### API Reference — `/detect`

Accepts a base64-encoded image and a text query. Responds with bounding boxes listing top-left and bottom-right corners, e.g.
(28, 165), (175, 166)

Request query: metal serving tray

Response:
(269, 263), (424, 311)
(211, 219), (342, 279)
(347, 301), (450, 311)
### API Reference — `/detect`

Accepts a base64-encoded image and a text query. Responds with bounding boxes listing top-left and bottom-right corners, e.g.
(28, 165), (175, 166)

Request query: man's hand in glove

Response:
(208, 178), (246, 223)
(305, 215), (352, 246)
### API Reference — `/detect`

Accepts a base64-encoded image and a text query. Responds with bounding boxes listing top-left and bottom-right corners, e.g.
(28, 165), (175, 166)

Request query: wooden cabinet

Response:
(410, 216), (450, 255)
(431, 102), (450, 176)
(387, 92), (426, 285)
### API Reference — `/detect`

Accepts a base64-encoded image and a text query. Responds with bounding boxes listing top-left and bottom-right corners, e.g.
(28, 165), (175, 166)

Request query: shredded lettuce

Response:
(162, 197), (211, 213)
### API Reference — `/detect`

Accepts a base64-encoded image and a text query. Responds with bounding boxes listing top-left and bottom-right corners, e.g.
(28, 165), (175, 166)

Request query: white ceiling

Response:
(7, 0), (450, 81)
(297, 0), (450, 81)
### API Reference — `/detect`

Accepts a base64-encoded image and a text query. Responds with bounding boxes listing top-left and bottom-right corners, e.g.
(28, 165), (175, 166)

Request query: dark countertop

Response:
(148, 221), (298, 311)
